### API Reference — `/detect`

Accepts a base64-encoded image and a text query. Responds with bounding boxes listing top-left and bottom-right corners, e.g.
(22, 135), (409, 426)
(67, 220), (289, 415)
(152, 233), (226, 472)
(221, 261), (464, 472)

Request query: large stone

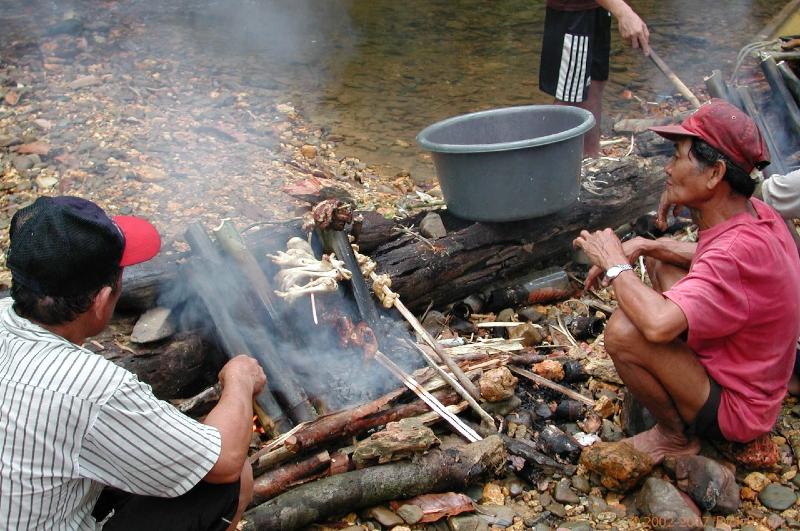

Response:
(474, 504), (515, 527)
(419, 212), (447, 239)
(448, 515), (489, 531)
(758, 483), (797, 511)
(481, 482), (505, 505)
(352, 418), (439, 466)
(478, 367), (518, 402)
(531, 359), (564, 381)
(583, 357), (623, 385)
(131, 307), (176, 344)
(579, 442), (654, 493)
(636, 477), (703, 530)
(670, 455), (740, 514)
(362, 506), (405, 527)
(395, 504), (424, 524)
(553, 478), (580, 504)
(620, 389), (657, 436)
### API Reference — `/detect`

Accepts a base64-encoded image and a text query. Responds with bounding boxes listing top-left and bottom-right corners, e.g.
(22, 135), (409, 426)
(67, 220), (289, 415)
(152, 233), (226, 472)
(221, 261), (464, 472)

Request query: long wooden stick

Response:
(370, 273), (487, 409)
(408, 342), (496, 429)
(373, 350), (481, 442)
(509, 365), (595, 406)
(649, 48), (702, 109)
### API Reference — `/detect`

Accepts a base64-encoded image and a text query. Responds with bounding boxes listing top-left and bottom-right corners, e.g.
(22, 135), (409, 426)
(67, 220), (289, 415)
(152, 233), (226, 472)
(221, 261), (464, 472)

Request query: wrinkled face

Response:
(663, 138), (716, 208)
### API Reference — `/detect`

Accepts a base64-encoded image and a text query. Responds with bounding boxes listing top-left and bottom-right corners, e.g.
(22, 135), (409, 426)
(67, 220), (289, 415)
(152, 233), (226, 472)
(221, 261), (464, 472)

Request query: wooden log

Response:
(356, 157), (667, 311)
(90, 331), (221, 399)
(114, 157), (667, 314)
(241, 435), (506, 531)
(252, 451), (331, 505)
(251, 389), (461, 472)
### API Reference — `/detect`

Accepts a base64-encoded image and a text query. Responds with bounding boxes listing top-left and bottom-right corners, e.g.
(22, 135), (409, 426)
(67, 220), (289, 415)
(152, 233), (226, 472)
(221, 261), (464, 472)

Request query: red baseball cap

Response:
(8, 196), (161, 296)
(114, 215), (161, 267)
(649, 98), (770, 173)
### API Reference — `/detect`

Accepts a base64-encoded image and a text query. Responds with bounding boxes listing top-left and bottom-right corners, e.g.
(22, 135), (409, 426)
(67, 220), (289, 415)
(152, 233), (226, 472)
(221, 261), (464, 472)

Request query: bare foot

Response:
(622, 424), (700, 464)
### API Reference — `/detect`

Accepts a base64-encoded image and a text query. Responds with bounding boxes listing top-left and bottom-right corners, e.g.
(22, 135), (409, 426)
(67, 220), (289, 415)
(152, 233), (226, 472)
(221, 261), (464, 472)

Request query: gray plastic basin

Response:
(416, 105), (594, 222)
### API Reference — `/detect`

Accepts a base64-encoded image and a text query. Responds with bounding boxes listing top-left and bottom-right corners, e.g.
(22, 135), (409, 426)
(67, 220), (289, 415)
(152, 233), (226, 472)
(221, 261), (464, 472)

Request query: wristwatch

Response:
(604, 264), (634, 282)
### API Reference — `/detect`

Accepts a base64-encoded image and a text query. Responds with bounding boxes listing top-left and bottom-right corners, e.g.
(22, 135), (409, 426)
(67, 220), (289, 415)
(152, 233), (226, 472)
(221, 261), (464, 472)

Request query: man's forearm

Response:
(202, 383), (254, 481)
(595, 0), (634, 18)
(641, 238), (696, 269)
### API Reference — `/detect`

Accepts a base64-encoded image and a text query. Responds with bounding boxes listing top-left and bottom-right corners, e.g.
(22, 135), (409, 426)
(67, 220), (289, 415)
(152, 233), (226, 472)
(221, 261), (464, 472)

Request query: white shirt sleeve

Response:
(79, 374), (221, 497)
(762, 169), (800, 218)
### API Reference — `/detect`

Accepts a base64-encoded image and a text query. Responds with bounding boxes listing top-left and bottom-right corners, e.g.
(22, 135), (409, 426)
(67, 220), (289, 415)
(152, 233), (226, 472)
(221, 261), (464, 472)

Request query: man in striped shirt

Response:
(539, 0), (650, 157)
(0, 196), (266, 530)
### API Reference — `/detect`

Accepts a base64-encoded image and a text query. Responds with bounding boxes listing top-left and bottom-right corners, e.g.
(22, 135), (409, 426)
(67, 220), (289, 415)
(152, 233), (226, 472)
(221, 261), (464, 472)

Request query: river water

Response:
(179, 0), (782, 181)
(4, 0), (787, 182)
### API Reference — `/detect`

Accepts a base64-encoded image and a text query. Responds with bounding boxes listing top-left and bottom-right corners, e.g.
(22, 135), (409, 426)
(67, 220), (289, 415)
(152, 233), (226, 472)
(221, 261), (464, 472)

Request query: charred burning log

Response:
(252, 451), (332, 506)
(117, 159), (669, 314)
(250, 388), (461, 474)
(241, 436), (506, 531)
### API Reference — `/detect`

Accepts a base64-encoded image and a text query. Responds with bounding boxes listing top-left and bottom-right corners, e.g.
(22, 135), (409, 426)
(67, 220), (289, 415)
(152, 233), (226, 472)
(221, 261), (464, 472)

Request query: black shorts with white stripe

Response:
(539, 6), (611, 103)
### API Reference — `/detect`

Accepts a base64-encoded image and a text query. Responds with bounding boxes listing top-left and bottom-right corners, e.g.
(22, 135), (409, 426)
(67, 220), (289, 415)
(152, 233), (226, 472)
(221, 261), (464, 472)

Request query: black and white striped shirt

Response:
(0, 297), (221, 530)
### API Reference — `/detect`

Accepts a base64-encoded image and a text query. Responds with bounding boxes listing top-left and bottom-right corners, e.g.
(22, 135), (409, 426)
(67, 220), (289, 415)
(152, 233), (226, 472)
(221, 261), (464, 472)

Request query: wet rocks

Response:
(531, 359), (564, 381)
(620, 389), (657, 436)
(636, 477), (703, 530)
(419, 212), (446, 239)
(669, 455), (740, 514)
(580, 442), (654, 492)
(758, 483), (797, 511)
(131, 306), (176, 344)
(553, 478), (580, 504)
(583, 357), (623, 385)
(479, 367), (518, 402)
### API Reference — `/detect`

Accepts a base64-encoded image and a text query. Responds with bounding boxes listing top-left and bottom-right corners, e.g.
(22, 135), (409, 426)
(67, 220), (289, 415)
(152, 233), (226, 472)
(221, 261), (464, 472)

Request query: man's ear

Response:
(706, 160), (726, 190)
(91, 286), (115, 322)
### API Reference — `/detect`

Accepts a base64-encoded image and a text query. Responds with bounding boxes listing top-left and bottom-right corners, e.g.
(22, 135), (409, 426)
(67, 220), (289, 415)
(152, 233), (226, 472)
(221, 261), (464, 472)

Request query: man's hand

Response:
(218, 355), (266, 397)
(573, 228), (630, 290)
(656, 189), (672, 232)
(597, 0), (650, 55)
(617, 8), (650, 54)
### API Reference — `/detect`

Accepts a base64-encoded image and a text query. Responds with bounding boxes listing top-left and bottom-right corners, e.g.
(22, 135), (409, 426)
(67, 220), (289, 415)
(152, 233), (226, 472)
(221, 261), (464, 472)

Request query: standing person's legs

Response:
(539, 7), (610, 157)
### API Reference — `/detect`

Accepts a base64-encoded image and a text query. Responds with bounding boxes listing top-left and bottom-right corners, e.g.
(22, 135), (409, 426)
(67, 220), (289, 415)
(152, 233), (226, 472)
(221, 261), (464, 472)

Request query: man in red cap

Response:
(573, 99), (800, 462)
(0, 196), (265, 531)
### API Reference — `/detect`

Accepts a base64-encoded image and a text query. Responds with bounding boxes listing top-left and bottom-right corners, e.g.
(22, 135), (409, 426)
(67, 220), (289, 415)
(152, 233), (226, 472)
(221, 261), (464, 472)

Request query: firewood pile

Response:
(115, 183), (695, 530)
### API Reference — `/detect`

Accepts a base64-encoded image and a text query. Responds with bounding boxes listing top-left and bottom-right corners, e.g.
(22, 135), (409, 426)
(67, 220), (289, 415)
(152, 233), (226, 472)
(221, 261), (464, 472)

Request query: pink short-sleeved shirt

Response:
(664, 198), (800, 442)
